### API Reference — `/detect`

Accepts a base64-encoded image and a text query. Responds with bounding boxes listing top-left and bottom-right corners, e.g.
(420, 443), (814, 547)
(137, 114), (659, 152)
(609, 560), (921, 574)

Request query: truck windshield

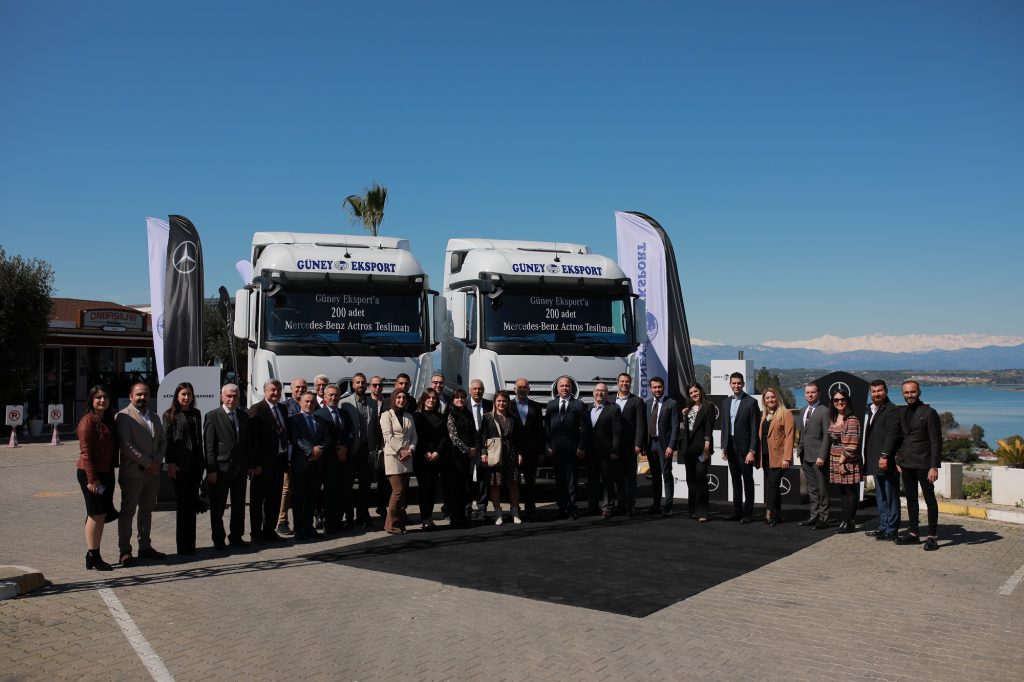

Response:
(262, 287), (426, 353)
(481, 291), (633, 351)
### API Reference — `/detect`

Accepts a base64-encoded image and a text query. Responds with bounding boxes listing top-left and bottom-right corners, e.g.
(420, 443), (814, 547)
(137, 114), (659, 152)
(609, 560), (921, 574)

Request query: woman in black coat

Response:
(413, 388), (449, 530)
(678, 382), (715, 522)
(162, 382), (205, 555)
(445, 388), (476, 528)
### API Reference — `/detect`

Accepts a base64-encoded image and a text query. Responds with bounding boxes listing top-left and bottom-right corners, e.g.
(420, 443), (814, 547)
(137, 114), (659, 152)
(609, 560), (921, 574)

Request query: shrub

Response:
(962, 480), (992, 501)
(996, 435), (1024, 469)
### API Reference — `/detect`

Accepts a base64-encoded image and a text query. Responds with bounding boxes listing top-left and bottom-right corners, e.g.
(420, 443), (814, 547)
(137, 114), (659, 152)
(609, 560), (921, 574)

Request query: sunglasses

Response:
(832, 398), (847, 403)
(370, 383), (382, 387)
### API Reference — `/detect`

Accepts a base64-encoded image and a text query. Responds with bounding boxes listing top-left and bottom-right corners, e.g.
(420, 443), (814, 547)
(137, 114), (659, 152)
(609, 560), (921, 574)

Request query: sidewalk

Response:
(2, 441), (1023, 681)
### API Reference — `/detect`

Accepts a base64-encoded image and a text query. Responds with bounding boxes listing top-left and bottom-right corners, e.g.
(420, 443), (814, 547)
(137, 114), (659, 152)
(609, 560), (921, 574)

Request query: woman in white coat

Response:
(380, 390), (418, 535)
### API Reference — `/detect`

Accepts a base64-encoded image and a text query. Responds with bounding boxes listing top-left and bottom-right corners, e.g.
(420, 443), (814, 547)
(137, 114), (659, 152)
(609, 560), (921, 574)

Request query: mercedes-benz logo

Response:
(707, 473), (720, 492)
(172, 241), (198, 274)
(157, 313), (165, 340)
(336, 260), (349, 271)
(829, 382), (851, 398)
(713, 404), (721, 422)
(780, 477), (792, 495)
(547, 263), (559, 274)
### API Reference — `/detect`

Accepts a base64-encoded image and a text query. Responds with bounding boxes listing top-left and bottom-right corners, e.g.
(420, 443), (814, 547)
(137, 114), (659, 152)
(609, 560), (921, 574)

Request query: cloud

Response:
(760, 334), (1024, 354)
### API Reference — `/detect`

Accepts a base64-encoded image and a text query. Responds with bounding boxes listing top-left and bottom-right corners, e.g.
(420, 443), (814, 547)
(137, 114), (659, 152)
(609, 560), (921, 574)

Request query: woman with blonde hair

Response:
(380, 389), (417, 534)
(479, 391), (523, 525)
(758, 387), (795, 526)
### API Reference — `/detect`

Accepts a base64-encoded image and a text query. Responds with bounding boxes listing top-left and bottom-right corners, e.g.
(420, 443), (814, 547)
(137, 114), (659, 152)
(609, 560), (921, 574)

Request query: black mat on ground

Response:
(308, 502), (876, 618)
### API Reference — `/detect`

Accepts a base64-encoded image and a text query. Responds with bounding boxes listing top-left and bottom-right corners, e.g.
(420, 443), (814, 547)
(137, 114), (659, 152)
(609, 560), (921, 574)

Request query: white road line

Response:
(97, 587), (175, 682)
(998, 563), (1024, 596)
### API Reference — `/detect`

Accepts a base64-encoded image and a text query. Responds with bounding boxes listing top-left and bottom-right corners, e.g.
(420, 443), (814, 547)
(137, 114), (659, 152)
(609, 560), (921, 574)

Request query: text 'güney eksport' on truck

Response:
(233, 232), (439, 404)
(440, 238), (646, 402)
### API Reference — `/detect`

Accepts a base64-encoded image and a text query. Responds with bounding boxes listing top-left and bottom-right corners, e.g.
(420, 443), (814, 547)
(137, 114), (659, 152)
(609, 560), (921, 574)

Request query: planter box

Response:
(992, 466), (1024, 506)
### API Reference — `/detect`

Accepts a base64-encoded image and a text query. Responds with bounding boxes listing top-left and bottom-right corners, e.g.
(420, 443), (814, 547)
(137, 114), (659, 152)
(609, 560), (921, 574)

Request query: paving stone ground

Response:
(2, 443), (1022, 681)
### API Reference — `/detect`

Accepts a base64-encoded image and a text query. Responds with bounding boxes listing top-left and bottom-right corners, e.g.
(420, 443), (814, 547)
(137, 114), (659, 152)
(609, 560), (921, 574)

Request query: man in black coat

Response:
(247, 379), (290, 544)
(894, 380), (942, 551)
(545, 375), (590, 519)
(510, 378), (545, 522)
(204, 384), (254, 549)
(289, 392), (333, 540)
(316, 384), (353, 533)
(645, 377), (679, 517)
(613, 372), (648, 515)
(719, 372), (761, 522)
(863, 380), (903, 541)
(340, 372), (380, 528)
(585, 383), (621, 518)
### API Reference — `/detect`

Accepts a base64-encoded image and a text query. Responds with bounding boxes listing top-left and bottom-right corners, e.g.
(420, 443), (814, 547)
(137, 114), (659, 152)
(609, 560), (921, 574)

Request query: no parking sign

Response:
(5, 405), (24, 427)
(47, 404), (64, 425)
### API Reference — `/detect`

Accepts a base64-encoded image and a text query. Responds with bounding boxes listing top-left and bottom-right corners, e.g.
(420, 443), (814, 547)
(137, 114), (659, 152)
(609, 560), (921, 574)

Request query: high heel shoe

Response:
(85, 550), (113, 571)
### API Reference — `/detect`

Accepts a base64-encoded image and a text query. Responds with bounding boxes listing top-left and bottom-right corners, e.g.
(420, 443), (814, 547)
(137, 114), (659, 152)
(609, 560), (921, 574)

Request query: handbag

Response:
(485, 437), (502, 467)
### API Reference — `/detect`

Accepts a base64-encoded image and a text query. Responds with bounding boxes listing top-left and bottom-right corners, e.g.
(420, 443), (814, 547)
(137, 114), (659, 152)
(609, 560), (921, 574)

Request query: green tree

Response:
(941, 437), (976, 464)
(343, 183), (388, 236)
(754, 366), (796, 408)
(938, 411), (959, 435)
(969, 424), (988, 449)
(0, 247), (54, 404)
(203, 301), (247, 388)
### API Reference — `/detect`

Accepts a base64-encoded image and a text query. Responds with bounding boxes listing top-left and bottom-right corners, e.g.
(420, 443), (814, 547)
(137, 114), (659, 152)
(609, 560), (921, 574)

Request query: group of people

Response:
(75, 368), (944, 569)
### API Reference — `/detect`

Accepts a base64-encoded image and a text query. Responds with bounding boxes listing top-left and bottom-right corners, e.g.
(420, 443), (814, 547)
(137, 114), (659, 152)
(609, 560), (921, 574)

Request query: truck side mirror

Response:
(233, 289), (249, 340)
(450, 291), (468, 341)
(430, 294), (445, 347)
(633, 298), (647, 344)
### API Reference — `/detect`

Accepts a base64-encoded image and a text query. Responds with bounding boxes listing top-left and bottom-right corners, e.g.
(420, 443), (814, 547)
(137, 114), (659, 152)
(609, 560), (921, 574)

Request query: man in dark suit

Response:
(289, 392), (332, 540)
(797, 383), (832, 529)
(204, 383), (254, 549)
(276, 376), (307, 537)
(510, 378), (545, 522)
(585, 383), (621, 518)
(894, 380), (942, 551)
(863, 380), (903, 541)
(614, 372), (647, 516)
(247, 379), (290, 544)
(316, 384), (352, 533)
(645, 377), (679, 517)
(467, 379), (493, 519)
(430, 372), (452, 415)
(545, 375), (590, 519)
(719, 372), (761, 522)
(368, 375), (389, 518)
(340, 372), (379, 527)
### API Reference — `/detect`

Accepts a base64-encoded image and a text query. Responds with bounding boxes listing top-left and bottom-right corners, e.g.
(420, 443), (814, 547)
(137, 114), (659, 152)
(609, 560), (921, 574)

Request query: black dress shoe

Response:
(138, 546), (167, 560)
(813, 520), (831, 530)
(725, 514), (742, 521)
(739, 517), (753, 524)
(228, 539), (251, 548)
(119, 553), (136, 567)
(661, 510), (672, 518)
(896, 534), (921, 545)
(923, 537), (938, 551)
(835, 522), (856, 534)
(568, 510), (579, 520)
(767, 518), (777, 527)
(797, 518), (817, 526)
(644, 507), (662, 516)
(864, 529), (883, 537)
(213, 541), (228, 550)
(876, 531), (897, 541)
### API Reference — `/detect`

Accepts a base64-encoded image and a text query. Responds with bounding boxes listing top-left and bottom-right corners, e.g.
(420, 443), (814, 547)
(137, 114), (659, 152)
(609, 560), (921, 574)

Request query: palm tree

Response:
(343, 183), (388, 236)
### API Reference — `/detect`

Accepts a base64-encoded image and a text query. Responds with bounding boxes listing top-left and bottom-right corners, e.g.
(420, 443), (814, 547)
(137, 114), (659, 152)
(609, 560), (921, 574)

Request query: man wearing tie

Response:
(545, 375), (590, 520)
(586, 383), (621, 518)
(368, 376), (389, 519)
(115, 382), (167, 566)
(204, 384), (254, 549)
(276, 376), (307, 536)
(289, 392), (332, 540)
(510, 378), (545, 522)
(863, 380), (902, 541)
(797, 383), (831, 529)
(719, 372), (760, 523)
(467, 379), (493, 520)
(313, 374), (330, 409)
(248, 379), (289, 544)
(316, 384), (352, 533)
(645, 377), (679, 517)
(614, 372), (648, 516)
(341, 373), (379, 528)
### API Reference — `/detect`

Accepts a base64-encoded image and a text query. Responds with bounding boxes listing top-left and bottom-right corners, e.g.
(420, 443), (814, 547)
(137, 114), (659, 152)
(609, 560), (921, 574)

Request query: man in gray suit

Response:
(115, 382), (167, 566)
(645, 377), (679, 517)
(797, 383), (831, 529)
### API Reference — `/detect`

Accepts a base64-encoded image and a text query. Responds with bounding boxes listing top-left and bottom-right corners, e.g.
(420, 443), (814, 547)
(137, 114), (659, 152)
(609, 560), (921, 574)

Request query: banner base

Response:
(7, 429), (19, 448)
(50, 425), (62, 446)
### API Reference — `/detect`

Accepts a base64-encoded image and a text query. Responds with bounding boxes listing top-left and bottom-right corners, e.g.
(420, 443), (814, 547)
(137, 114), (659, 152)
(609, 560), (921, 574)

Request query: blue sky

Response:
(2, 0), (1021, 345)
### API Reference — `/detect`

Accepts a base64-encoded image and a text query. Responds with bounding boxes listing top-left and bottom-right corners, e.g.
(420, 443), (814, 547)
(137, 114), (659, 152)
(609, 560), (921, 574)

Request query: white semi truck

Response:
(440, 238), (646, 401)
(234, 232), (436, 404)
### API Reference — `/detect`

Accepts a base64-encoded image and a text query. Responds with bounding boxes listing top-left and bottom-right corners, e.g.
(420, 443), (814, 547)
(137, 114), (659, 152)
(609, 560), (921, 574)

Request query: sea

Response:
(784, 384), (1024, 446)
